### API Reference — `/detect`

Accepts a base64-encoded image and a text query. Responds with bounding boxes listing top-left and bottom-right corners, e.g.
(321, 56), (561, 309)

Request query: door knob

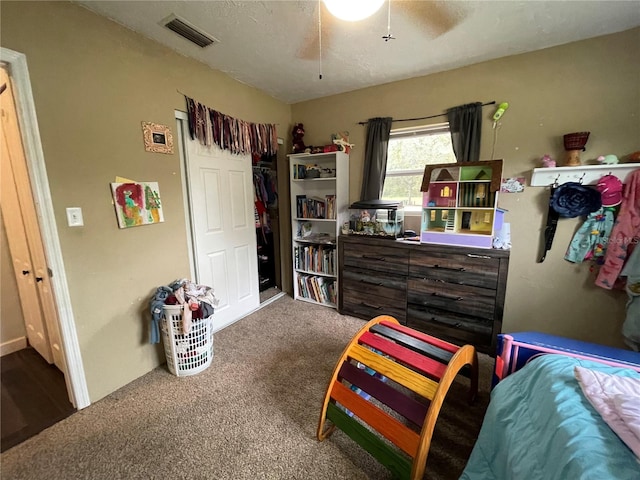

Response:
(36, 277), (43, 282)
(22, 270), (30, 275)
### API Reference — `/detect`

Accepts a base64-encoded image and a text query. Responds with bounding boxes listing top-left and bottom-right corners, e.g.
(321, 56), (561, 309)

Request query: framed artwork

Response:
(142, 122), (174, 154)
(111, 181), (164, 228)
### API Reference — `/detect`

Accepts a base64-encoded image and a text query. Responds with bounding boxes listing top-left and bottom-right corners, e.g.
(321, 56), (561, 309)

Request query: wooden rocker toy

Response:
(317, 315), (478, 480)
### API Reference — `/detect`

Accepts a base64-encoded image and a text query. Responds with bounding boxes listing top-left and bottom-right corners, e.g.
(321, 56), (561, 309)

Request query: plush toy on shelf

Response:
(597, 154), (619, 165)
(292, 123), (307, 154)
(541, 154), (556, 168)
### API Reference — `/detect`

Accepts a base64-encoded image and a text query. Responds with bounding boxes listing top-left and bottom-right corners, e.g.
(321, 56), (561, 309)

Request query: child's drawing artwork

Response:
(111, 182), (164, 228)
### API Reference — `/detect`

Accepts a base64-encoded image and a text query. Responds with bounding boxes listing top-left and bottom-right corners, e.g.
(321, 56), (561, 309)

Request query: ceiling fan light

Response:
(323, 0), (385, 22)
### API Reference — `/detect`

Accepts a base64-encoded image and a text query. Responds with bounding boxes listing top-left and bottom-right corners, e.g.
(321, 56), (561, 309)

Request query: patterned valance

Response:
(184, 95), (278, 157)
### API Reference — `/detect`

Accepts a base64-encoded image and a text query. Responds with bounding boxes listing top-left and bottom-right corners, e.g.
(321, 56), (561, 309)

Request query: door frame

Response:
(174, 110), (197, 281)
(1, 48), (90, 409)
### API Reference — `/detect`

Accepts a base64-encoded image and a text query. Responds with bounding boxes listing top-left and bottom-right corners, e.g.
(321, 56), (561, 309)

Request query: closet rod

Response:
(357, 101), (496, 125)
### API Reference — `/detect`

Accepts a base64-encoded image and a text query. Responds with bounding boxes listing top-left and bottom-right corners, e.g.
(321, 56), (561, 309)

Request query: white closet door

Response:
(184, 138), (259, 332)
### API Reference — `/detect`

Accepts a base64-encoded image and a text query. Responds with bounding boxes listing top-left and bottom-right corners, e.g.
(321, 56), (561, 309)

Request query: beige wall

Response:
(1, 1), (291, 402)
(1, 214), (27, 344)
(292, 28), (640, 349)
(2, 1), (637, 404)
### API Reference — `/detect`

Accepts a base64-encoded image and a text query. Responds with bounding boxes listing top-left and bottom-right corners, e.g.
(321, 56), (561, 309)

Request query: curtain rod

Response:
(176, 89), (279, 125)
(357, 101), (496, 125)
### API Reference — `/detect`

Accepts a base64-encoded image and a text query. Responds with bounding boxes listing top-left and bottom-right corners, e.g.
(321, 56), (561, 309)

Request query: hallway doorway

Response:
(0, 48), (89, 418)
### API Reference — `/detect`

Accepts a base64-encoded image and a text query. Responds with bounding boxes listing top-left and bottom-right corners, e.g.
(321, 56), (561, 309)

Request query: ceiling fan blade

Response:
(396, 0), (464, 38)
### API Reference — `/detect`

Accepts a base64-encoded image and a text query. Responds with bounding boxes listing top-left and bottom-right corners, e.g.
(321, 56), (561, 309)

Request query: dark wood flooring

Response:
(1, 347), (76, 452)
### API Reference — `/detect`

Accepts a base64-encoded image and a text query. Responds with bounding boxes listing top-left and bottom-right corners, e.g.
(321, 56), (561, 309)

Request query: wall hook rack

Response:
(530, 163), (640, 187)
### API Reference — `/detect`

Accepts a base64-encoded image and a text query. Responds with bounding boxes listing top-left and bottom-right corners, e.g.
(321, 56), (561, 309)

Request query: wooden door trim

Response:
(175, 111), (197, 282)
(1, 47), (90, 409)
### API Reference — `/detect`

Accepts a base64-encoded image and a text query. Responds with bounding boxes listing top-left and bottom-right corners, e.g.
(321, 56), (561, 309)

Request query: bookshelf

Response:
(289, 151), (349, 308)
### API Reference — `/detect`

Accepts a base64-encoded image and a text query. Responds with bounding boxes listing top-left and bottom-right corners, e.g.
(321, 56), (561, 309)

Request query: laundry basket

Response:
(161, 305), (214, 376)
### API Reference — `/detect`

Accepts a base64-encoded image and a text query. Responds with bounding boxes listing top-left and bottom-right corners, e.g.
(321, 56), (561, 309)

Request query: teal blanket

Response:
(460, 355), (640, 480)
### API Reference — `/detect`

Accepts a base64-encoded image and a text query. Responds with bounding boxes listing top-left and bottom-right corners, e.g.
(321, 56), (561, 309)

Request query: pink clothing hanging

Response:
(595, 169), (640, 289)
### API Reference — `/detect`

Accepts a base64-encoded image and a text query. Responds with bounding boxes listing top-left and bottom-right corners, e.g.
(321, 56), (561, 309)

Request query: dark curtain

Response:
(360, 117), (393, 200)
(446, 102), (483, 162)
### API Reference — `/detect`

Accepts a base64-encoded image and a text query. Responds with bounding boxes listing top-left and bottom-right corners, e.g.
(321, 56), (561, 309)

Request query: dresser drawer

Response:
(342, 267), (406, 298)
(343, 244), (409, 276)
(406, 304), (493, 350)
(407, 277), (495, 320)
(341, 289), (407, 323)
(409, 250), (499, 289)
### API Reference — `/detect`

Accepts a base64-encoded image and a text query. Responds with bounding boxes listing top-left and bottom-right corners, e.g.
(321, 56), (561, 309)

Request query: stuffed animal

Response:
(332, 131), (354, 154)
(541, 154), (556, 168)
(292, 123), (306, 154)
(597, 154), (619, 165)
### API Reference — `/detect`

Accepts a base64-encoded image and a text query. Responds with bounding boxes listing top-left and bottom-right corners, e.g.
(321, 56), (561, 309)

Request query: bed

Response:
(460, 333), (640, 480)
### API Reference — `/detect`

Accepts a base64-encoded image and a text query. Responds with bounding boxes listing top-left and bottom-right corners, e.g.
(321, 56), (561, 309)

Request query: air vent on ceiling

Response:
(162, 14), (218, 48)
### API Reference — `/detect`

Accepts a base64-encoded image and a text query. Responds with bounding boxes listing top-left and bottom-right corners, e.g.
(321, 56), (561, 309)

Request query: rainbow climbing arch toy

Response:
(317, 315), (478, 480)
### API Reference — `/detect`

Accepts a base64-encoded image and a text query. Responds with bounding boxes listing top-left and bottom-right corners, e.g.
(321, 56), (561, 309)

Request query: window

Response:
(381, 123), (456, 213)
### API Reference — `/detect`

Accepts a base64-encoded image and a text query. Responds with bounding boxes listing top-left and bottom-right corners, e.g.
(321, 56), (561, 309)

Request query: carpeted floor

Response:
(1, 296), (493, 480)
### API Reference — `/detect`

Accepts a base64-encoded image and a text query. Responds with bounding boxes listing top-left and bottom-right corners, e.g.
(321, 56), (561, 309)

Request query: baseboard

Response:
(260, 291), (286, 308)
(0, 337), (27, 357)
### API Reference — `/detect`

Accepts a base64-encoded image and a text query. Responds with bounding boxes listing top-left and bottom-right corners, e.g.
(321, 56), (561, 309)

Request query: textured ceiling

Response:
(75, 1), (640, 104)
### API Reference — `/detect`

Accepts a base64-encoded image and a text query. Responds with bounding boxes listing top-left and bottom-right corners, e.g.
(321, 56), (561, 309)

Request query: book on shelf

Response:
(325, 194), (336, 219)
(311, 276), (322, 302)
(296, 195), (306, 218)
(317, 276), (336, 305)
(295, 195), (328, 219)
(297, 274), (335, 305)
(293, 164), (307, 180)
(293, 243), (335, 275)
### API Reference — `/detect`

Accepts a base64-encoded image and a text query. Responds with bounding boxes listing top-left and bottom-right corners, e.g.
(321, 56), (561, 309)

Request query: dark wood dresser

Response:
(338, 235), (510, 355)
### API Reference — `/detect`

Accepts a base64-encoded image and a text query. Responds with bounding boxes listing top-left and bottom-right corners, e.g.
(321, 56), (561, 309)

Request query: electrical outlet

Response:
(66, 207), (84, 227)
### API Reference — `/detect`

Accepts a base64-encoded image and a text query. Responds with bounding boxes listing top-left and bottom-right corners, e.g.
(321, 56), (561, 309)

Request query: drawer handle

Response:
(433, 264), (466, 272)
(362, 255), (386, 261)
(430, 317), (463, 329)
(360, 302), (382, 310)
(431, 292), (463, 301)
(361, 279), (383, 286)
(467, 254), (492, 259)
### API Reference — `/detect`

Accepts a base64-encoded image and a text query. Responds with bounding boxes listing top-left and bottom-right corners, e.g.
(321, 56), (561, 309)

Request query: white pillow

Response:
(574, 366), (640, 459)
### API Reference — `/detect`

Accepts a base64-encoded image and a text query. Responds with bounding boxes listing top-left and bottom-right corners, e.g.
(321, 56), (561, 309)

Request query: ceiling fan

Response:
(297, 0), (464, 61)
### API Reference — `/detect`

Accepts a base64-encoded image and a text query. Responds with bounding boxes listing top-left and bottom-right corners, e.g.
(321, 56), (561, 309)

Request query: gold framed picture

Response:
(142, 122), (174, 154)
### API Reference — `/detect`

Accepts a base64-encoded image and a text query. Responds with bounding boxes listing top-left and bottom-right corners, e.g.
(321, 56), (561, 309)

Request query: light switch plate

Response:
(66, 207), (84, 227)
